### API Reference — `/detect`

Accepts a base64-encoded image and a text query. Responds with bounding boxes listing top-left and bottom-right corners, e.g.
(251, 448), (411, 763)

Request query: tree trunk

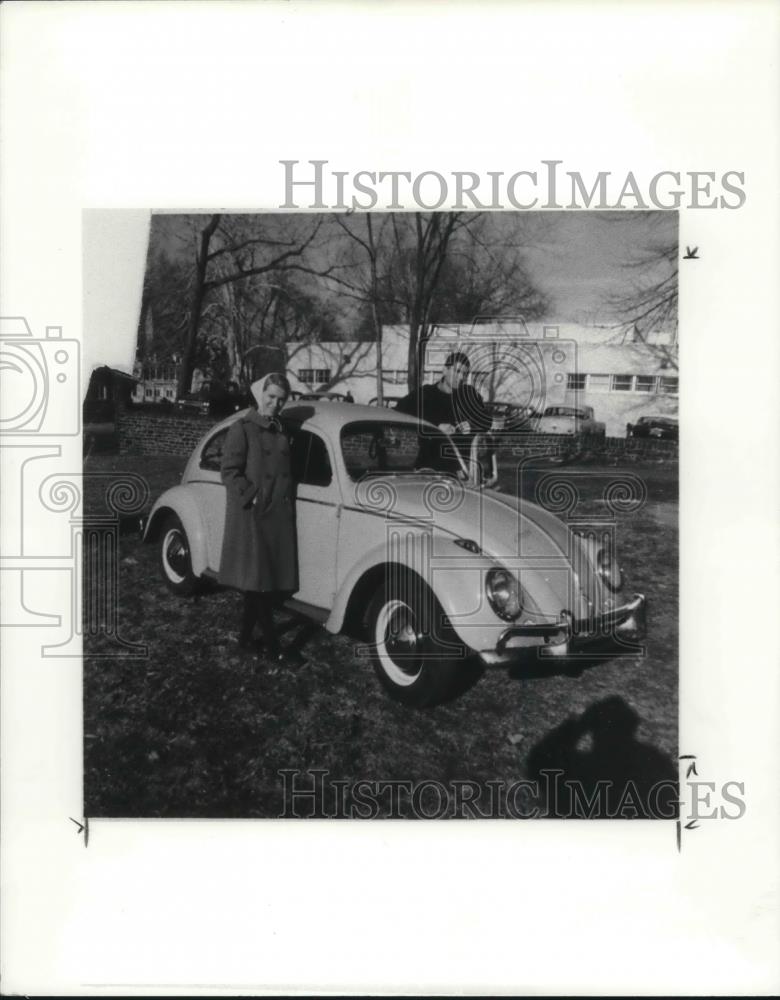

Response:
(177, 214), (220, 398)
(366, 215), (384, 405)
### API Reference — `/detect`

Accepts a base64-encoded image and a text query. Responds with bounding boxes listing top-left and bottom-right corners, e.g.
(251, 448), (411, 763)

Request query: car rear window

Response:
(199, 428), (228, 471)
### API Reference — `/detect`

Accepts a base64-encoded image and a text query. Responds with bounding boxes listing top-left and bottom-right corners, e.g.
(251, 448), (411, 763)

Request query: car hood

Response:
(349, 475), (597, 617)
(353, 475), (572, 553)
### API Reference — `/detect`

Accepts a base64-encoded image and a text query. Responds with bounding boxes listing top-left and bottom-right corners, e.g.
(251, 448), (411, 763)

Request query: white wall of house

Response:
(286, 323), (678, 437)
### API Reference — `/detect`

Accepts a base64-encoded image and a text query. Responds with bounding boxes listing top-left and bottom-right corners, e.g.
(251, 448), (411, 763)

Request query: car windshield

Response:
(543, 406), (585, 418)
(340, 420), (464, 480)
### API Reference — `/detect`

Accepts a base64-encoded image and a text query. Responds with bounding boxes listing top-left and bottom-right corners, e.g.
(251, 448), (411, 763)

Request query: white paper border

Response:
(2, 1), (778, 994)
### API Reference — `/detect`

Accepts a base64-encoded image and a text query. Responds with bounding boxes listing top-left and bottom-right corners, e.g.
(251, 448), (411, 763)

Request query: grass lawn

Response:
(83, 449), (678, 819)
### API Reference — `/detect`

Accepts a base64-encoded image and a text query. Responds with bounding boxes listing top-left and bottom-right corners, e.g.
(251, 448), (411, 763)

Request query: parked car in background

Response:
(626, 415), (678, 441)
(143, 402), (645, 707)
(368, 396), (402, 409)
(484, 401), (539, 433)
(535, 405), (606, 437)
(176, 379), (245, 417)
(175, 395), (210, 416)
(292, 390), (351, 403)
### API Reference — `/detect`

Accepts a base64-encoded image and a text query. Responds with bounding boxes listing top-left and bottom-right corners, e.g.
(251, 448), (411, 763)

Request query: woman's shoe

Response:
(237, 637), (265, 658)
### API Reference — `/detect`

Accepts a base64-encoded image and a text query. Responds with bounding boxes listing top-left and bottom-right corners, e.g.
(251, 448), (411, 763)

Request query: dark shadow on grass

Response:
(280, 619), (323, 652)
(525, 696), (678, 819)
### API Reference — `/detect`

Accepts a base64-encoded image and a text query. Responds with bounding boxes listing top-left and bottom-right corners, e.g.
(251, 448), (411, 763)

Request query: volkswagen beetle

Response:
(143, 402), (645, 706)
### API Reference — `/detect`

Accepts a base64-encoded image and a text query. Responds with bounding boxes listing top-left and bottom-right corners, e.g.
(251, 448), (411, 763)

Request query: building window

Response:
(298, 368), (331, 385)
(612, 374), (634, 392)
(567, 373), (586, 391)
(587, 374), (611, 393)
(635, 375), (656, 393)
(658, 376), (679, 395)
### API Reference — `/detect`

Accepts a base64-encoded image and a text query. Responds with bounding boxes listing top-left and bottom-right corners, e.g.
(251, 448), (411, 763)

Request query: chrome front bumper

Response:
(482, 593), (647, 665)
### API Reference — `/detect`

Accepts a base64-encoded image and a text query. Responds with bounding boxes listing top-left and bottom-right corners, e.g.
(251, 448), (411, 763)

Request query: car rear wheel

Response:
(159, 513), (199, 595)
(366, 579), (473, 707)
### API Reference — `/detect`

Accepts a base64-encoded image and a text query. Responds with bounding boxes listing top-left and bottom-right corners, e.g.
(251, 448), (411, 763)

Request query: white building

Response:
(131, 361), (180, 404)
(286, 321), (678, 438)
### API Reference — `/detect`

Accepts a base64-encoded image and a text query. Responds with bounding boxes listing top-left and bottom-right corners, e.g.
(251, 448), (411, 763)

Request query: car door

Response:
(289, 427), (341, 609)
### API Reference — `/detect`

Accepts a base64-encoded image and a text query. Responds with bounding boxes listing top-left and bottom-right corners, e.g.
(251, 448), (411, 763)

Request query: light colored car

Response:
(143, 402), (645, 706)
(535, 405), (606, 437)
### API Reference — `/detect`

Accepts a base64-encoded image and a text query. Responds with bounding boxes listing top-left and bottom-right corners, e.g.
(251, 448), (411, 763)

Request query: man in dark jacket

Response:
(395, 351), (492, 466)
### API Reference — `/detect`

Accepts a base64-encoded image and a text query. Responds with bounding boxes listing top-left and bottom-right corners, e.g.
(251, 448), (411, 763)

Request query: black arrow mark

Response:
(683, 246), (699, 259)
(69, 816), (89, 847)
(686, 761), (698, 778)
(685, 820), (699, 831)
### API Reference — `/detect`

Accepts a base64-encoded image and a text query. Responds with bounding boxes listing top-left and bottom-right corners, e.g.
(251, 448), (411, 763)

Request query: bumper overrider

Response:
(482, 593), (647, 665)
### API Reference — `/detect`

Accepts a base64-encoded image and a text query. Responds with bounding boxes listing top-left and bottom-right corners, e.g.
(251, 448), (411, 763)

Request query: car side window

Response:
(289, 429), (332, 487)
(200, 428), (228, 472)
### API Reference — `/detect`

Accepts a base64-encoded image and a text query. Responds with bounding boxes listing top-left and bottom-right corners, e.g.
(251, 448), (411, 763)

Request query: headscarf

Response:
(250, 372), (290, 407)
(250, 372), (291, 427)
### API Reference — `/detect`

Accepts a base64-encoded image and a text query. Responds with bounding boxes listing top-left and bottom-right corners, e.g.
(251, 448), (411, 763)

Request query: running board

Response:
(202, 572), (329, 625)
(284, 598), (329, 625)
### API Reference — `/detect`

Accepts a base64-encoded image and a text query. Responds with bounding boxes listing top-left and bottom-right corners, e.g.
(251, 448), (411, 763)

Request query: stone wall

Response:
(118, 409), (677, 463)
(499, 432), (677, 461)
(118, 408), (219, 456)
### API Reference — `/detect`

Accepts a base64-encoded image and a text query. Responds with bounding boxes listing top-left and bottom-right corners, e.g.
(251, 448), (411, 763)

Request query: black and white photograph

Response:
(2, 2), (778, 995)
(83, 210), (679, 821)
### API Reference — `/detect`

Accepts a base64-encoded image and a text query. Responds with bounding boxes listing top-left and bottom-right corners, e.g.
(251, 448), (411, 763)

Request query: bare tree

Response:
(140, 211), (552, 399)
(332, 213), (394, 404)
(430, 214), (550, 323)
(390, 213), (464, 391)
(602, 214), (679, 370)
(137, 243), (193, 363)
(175, 214), (324, 397)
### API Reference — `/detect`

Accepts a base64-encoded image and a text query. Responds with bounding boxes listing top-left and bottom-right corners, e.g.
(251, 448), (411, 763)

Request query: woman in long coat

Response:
(218, 372), (301, 665)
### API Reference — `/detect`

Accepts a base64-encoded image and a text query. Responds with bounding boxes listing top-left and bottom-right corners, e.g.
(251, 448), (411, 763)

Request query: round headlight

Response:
(597, 546), (623, 592)
(486, 567), (523, 621)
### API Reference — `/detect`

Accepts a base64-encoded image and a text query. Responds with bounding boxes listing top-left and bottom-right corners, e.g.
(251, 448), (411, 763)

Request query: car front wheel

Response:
(159, 513), (199, 595)
(366, 580), (475, 707)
